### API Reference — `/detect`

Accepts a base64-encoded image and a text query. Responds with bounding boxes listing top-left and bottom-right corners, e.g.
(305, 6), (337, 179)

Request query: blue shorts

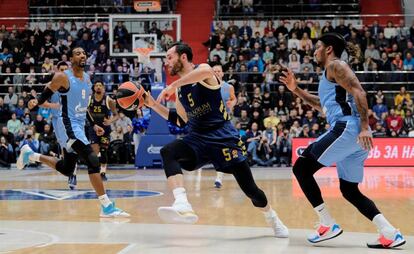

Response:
(181, 122), (247, 172)
(302, 117), (368, 183)
(88, 125), (111, 147)
(52, 117), (68, 150)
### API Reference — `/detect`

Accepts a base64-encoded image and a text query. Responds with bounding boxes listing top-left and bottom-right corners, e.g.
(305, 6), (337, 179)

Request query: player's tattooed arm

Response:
(279, 68), (322, 112)
(328, 60), (369, 130)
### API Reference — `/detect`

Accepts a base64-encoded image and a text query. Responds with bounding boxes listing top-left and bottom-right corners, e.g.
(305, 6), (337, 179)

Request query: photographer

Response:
(39, 124), (57, 155)
(256, 135), (274, 167)
(276, 129), (292, 167)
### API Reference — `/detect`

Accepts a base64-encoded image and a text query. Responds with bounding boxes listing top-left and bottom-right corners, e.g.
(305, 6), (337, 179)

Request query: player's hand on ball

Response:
(357, 129), (373, 151)
(279, 68), (298, 92)
(94, 125), (105, 136)
(157, 85), (175, 103)
(143, 92), (156, 108)
(28, 99), (38, 110)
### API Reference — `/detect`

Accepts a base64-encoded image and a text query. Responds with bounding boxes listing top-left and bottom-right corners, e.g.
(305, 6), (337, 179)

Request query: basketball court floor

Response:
(0, 166), (413, 253)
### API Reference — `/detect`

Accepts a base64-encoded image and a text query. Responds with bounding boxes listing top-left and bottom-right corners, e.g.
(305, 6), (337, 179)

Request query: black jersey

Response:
(88, 94), (111, 126)
(178, 78), (230, 132)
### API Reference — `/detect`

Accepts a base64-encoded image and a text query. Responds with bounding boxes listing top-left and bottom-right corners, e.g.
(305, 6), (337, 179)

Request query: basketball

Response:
(116, 81), (146, 111)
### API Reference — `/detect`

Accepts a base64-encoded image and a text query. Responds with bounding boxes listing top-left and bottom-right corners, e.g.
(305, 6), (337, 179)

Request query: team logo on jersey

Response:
(0, 189), (162, 200)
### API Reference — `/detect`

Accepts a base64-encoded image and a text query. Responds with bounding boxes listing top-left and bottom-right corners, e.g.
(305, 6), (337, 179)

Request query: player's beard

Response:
(170, 59), (183, 76)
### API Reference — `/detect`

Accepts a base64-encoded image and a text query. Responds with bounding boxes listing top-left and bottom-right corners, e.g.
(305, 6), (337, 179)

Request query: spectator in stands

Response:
(238, 109), (250, 130)
(296, 67), (313, 89)
(334, 18), (350, 38)
(368, 109), (377, 130)
(209, 43), (226, 64)
(263, 109), (279, 128)
(239, 20), (252, 38)
(55, 21), (69, 41)
(33, 114), (47, 134)
(370, 19), (383, 39)
(386, 109), (403, 134)
(39, 124), (56, 155)
(77, 32), (94, 54)
(378, 52), (392, 71)
(114, 65), (129, 85)
(391, 53), (403, 71)
(276, 128), (292, 166)
(364, 43), (380, 61)
(299, 124), (310, 137)
(321, 20), (334, 34)
(384, 21), (397, 41)
(363, 57), (377, 71)
(0, 135), (13, 168)
(6, 113), (22, 135)
(302, 110), (317, 127)
(310, 21), (322, 42)
(4, 86), (18, 112)
(373, 98), (388, 120)
(404, 41), (414, 57)
(372, 122), (387, 137)
(263, 31), (277, 49)
(403, 52), (414, 70)
(0, 97), (10, 124)
(114, 112), (132, 134)
(15, 99), (25, 120)
(394, 86), (412, 106)
(102, 65), (114, 92)
(403, 109), (414, 137)
(300, 32), (313, 51)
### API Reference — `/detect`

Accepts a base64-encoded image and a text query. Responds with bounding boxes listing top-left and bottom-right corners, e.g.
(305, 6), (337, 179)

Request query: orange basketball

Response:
(116, 81), (145, 110)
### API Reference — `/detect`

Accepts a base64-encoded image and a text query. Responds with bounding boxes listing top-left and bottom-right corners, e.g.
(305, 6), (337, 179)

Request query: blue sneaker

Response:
(68, 175), (77, 190)
(16, 145), (34, 170)
(100, 202), (130, 218)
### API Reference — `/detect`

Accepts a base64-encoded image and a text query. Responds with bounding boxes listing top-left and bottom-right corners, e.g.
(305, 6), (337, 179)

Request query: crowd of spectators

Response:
(205, 18), (414, 166)
(0, 20), (157, 167)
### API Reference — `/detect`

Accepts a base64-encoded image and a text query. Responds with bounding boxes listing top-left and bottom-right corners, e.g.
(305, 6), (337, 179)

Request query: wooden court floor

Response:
(0, 167), (413, 253)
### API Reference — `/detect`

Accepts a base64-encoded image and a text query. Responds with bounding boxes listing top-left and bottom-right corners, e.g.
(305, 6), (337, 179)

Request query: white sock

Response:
(216, 172), (224, 181)
(29, 153), (41, 162)
(100, 164), (107, 173)
(73, 165), (77, 176)
(173, 187), (189, 204)
(314, 203), (335, 225)
(263, 208), (277, 220)
(373, 214), (395, 235)
(98, 194), (112, 207)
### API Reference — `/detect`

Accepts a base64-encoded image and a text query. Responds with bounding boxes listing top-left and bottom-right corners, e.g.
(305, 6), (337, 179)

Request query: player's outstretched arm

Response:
(28, 72), (69, 110)
(328, 60), (373, 150)
(144, 92), (188, 127)
(103, 97), (120, 126)
(279, 68), (322, 112)
(157, 64), (219, 102)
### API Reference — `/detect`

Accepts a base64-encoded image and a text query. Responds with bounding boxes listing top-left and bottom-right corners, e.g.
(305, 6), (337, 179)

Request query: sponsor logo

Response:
(147, 144), (162, 154)
(0, 189), (162, 200)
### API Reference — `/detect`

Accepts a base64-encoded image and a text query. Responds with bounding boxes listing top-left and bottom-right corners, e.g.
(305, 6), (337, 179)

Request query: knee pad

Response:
(87, 152), (100, 174)
(99, 147), (108, 164)
(56, 155), (77, 177)
(292, 156), (324, 180)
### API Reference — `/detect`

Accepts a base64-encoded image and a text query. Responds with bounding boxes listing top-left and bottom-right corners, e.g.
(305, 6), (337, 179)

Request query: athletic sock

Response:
(29, 153), (41, 162)
(216, 172), (224, 181)
(373, 214), (396, 237)
(314, 203), (335, 225)
(263, 208), (277, 220)
(98, 194), (112, 207)
(173, 187), (189, 204)
(100, 164), (107, 173)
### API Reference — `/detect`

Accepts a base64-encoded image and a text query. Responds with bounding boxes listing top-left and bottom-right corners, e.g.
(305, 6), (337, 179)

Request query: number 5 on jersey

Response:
(187, 93), (195, 107)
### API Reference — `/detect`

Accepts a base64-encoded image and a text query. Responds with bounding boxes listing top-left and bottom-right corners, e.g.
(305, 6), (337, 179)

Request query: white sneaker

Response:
(157, 201), (198, 224)
(367, 229), (406, 249)
(307, 222), (343, 243)
(100, 202), (130, 218)
(266, 216), (289, 238)
(16, 145), (34, 170)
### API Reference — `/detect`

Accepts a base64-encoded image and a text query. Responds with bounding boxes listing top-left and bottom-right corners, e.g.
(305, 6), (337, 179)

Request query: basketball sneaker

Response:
(214, 179), (222, 189)
(157, 201), (198, 224)
(266, 216), (289, 238)
(68, 175), (77, 190)
(16, 145), (34, 170)
(367, 229), (405, 249)
(307, 222), (343, 243)
(100, 202), (130, 218)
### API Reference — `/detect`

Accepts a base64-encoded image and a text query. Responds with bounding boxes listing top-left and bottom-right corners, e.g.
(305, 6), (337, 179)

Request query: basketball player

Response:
(87, 81), (119, 181)
(279, 33), (405, 248)
(40, 61), (79, 190)
(212, 64), (237, 189)
(19, 47), (129, 218)
(144, 42), (288, 238)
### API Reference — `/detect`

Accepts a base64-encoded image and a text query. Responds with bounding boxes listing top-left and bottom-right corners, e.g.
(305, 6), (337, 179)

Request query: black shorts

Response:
(88, 125), (111, 147)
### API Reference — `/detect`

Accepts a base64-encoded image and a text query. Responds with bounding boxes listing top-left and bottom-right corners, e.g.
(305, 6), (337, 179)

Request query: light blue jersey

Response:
(220, 81), (231, 112)
(302, 69), (368, 183)
(319, 71), (359, 125)
(50, 93), (68, 149)
(61, 69), (92, 145)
